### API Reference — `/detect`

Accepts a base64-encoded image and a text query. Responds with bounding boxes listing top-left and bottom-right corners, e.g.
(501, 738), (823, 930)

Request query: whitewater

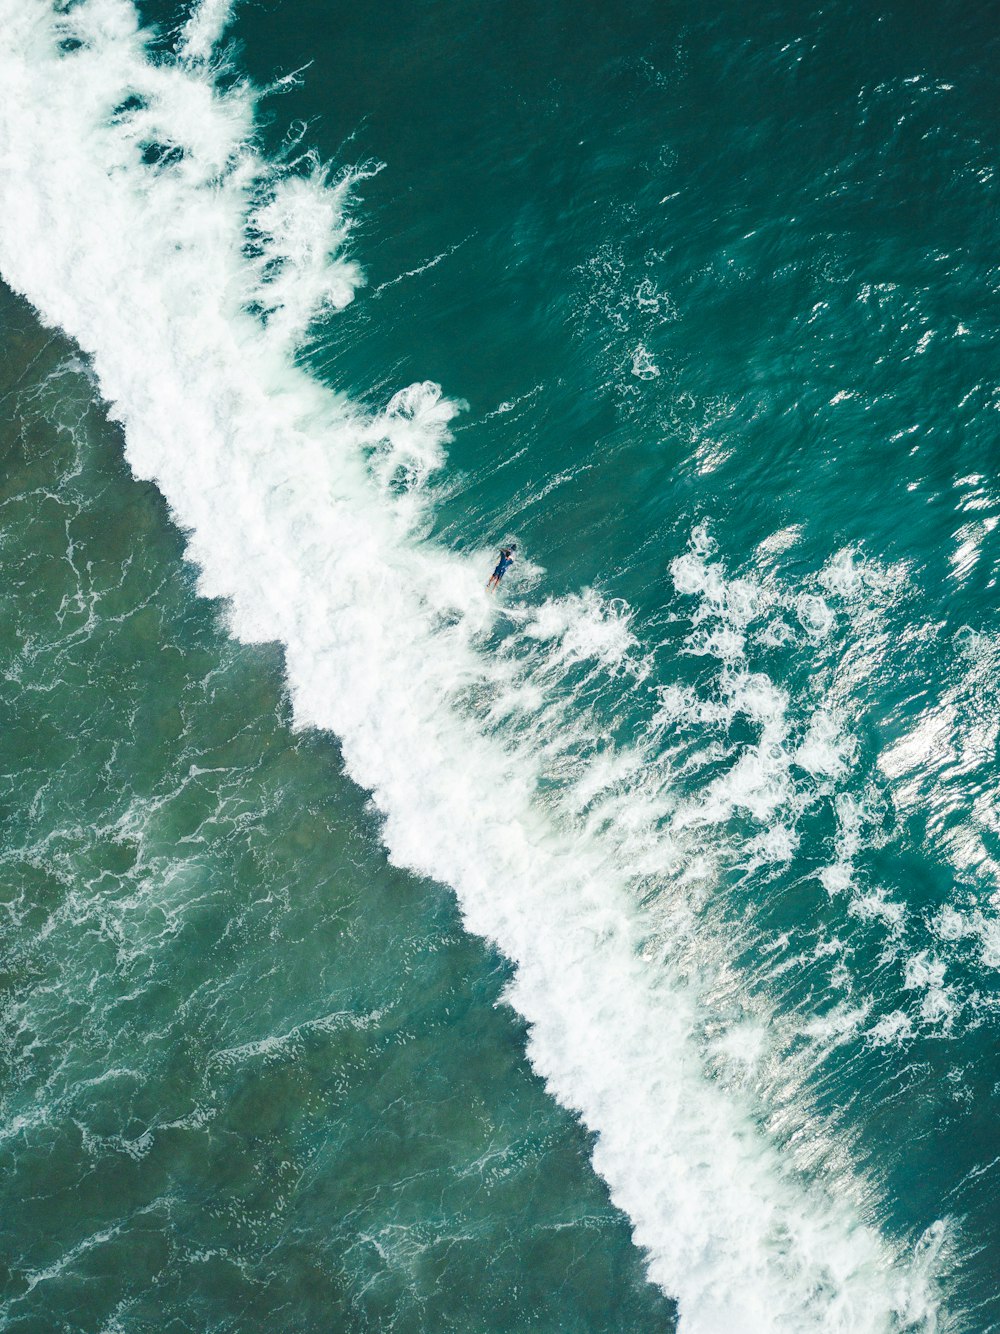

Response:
(0, 1), (947, 1328)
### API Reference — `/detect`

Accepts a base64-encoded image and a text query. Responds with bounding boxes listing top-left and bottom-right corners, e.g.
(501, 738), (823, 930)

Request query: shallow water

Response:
(0, 285), (672, 1331)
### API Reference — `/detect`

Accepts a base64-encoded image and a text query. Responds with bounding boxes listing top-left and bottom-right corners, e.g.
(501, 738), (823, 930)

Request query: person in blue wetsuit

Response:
(487, 545), (516, 591)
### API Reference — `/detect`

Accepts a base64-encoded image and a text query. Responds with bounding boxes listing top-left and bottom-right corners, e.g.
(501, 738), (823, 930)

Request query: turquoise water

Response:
(1, 0), (999, 1329)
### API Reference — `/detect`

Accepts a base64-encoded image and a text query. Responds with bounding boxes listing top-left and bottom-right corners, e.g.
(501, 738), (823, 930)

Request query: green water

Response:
(0, 284), (672, 1331)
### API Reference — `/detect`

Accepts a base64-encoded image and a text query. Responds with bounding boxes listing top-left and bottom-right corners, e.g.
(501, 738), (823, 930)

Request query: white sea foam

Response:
(0, 3), (946, 1328)
(903, 953), (958, 1028)
(178, 0), (235, 63)
(867, 1011), (914, 1048)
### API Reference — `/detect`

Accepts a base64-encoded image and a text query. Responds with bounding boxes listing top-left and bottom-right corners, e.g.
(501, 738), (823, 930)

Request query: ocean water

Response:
(0, 1), (998, 1331)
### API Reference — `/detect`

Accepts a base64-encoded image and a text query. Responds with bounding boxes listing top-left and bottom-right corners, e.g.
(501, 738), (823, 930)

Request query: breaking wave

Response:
(0, 2), (947, 1327)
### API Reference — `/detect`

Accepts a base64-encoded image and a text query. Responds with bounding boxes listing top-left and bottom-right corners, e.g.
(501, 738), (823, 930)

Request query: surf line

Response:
(0, 1), (944, 1328)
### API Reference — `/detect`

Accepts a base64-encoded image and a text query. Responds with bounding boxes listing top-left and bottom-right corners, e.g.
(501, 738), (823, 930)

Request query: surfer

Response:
(487, 545), (516, 591)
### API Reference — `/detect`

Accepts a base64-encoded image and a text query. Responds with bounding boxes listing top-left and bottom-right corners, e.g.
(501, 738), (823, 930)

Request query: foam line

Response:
(0, 3), (944, 1327)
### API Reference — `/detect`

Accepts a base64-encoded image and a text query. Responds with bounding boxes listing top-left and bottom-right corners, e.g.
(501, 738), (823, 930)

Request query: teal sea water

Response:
(1, 0), (999, 1330)
(0, 287), (667, 1332)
